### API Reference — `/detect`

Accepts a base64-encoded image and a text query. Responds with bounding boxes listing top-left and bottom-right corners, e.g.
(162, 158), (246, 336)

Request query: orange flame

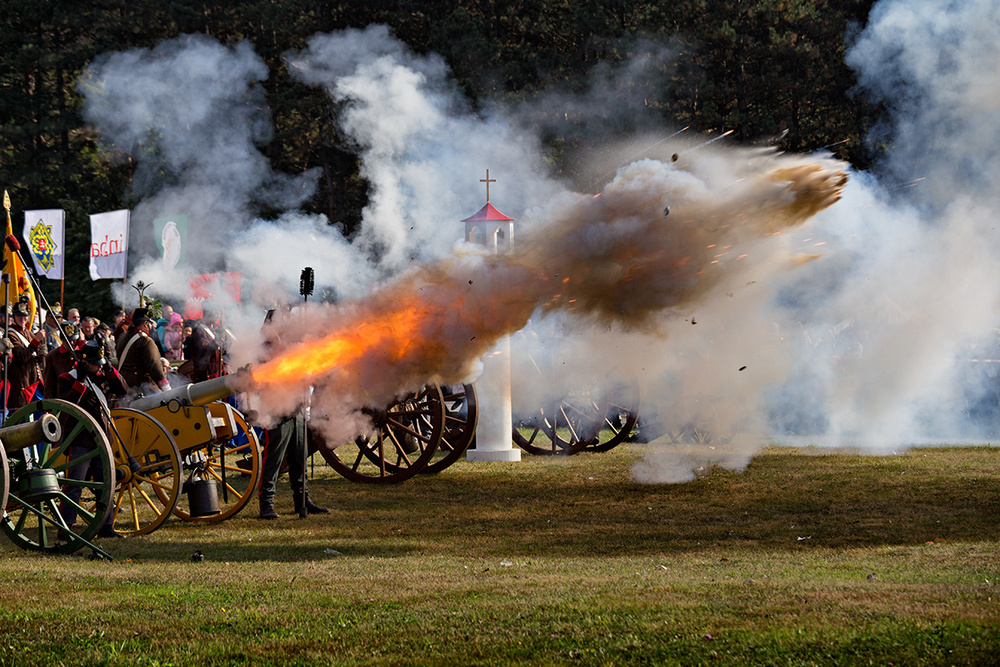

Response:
(252, 302), (431, 386)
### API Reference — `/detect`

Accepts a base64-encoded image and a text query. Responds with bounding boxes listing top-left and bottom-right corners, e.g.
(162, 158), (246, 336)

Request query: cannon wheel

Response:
(318, 385), (444, 484)
(421, 384), (477, 474)
(666, 397), (735, 445)
(2, 399), (114, 554)
(107, 408), (182, 536)
(162, 405), (261, 522)
(512, 378), (639, 456)
(0, 447), (8, 520)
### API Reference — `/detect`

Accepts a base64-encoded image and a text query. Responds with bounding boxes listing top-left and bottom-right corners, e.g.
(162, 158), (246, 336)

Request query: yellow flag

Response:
(3, 190), (38, 323)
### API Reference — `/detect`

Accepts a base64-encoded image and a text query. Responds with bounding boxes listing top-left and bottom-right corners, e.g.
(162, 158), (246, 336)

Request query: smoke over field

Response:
(79, 0), (1000, 482)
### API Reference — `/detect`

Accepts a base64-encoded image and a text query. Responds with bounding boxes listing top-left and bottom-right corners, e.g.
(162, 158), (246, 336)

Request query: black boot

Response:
(259, 498), (279, 520)
(98, 524), (124, 539)
(294, 492), (329, 516)
(304, 497), (329, 514)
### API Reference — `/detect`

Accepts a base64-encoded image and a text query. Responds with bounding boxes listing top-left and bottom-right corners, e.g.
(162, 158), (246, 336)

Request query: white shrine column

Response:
(464, 169), (520, 462)
(467, 334), (520, 461)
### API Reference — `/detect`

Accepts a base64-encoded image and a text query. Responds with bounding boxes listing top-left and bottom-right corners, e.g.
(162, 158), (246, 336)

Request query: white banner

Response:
(23, 209), (65, 280)
(89, 209), (130, 280)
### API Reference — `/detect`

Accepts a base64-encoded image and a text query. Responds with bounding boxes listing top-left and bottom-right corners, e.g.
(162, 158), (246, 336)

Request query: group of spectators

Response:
(2, 299), (235, 416)
(2, 296), (230, 412)
(3, 296), (324, 534)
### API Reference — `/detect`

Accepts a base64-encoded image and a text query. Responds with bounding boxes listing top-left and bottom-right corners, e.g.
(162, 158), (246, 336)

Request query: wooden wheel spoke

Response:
(61, 478), (106, 491)
(134, 458), (174, 474)
(60, 494), (97, 523)
(375, 432), (388, 474)
(59, 419), (87, 449)
(13, 503), (29, 533)
(383, 430), (416, 466)
(385, 418), (433, 445)
(116, 478), (162, 520)
(134, 484), (164, 515)
(41, 440), (71, 468)
(116, 485), (141, 530)
(350, 446), (369, 472)
(204, 465), (244, 499)
(205, 445), (247, 465)
(557, 407), (583, 442)
(38, 500), (61, 546)
(214, 462), (249, 475)
(133, 474), (175, 492)
(52, 447), (101, 474)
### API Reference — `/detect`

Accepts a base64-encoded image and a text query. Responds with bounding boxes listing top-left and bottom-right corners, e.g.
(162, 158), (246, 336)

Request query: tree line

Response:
(0, 0), (880, 317)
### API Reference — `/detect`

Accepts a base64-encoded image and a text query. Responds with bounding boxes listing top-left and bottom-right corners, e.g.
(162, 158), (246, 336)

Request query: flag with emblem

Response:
(3, 191), (37, 323)
(22, 209), (65, 279)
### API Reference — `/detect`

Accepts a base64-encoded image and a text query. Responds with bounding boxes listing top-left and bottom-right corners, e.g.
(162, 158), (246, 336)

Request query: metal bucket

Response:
(184, 479), (221, 517)
(20, 469), (61, 502)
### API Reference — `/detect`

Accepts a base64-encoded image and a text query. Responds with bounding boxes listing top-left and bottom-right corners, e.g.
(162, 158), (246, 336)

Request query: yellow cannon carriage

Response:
(3, 369), (260, 542)
(124, 368), (260, 524)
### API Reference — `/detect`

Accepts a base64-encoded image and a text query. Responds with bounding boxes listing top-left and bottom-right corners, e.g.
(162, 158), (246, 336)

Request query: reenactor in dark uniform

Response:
(256, 310), (328, 520)
(4, 297), (46, 409)
(57, 340), (129, 538)
(183, 309), (223, 382)
(116, 308), (170, 393)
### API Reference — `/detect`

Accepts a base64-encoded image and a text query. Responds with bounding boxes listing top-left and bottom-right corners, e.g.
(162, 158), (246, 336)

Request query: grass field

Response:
(1, 440), (998, 666)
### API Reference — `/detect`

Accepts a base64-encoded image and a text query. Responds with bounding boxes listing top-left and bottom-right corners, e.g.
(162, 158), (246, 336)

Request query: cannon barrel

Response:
(0, 413), (62, 452)
(128, 367), (255, 412)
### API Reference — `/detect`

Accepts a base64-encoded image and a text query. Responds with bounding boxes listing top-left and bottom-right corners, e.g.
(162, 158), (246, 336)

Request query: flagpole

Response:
(2, 191), (10, 417)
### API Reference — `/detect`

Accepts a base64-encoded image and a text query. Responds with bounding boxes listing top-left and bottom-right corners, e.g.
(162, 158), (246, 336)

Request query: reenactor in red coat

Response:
(43, 321), (84, 399)
(4, 297), (46, 409)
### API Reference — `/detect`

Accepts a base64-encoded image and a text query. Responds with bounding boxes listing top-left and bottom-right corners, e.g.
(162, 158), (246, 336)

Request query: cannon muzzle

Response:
(127, 367), (256, 412)
(0, 414), (62, 452)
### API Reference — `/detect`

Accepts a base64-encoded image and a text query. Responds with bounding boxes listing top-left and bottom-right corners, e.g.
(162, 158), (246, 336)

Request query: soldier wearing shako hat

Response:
(57, 339), (128, 539)
(2, 296), (47, 409)
(116, 307), (170, 393)
(42, 321), (85, 399)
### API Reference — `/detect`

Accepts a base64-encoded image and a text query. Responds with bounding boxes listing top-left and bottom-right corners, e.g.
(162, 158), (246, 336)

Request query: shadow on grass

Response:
(40, 445), (1000, 563)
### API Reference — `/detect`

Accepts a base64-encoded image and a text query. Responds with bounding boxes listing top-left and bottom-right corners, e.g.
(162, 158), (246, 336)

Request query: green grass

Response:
(2, 442), (999, 665)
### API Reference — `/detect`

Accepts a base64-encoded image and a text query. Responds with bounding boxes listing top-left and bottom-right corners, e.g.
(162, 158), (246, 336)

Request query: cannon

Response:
(120, 368), (260, 522)
(3, 397), (186, 545)
(4, 369), (259, 538)
(510, 379), (640, 455)
(1, 405), (120, 556)
(508, 335), (640, 456)
(312, 383), (479, 484)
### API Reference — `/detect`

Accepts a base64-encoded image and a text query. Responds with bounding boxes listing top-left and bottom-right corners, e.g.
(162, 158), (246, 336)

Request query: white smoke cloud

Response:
(287, 25), (563, 273)
(774, 0), (1000, 449)
(77, 2), (1000, 484)
(80, 34), (319, 315)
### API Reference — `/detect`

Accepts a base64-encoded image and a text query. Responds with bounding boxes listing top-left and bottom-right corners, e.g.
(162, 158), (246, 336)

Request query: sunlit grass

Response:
(2, 443), (999, 665)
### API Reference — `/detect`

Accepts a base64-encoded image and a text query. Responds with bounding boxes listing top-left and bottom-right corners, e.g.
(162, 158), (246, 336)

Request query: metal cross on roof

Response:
(480, 169), (496, 203)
